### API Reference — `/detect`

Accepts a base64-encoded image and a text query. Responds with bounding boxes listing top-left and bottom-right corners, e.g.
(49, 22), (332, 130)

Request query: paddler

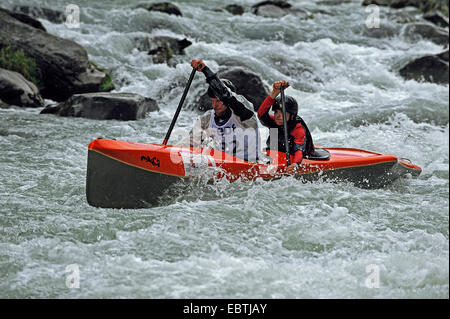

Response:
(184, 59), (261, 163)
(256, 80), (315, 174)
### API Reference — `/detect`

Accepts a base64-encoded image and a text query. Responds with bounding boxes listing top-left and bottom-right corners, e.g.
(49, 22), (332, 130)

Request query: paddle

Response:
(162, 67), (197, 145)
(280, 86), (291, 167)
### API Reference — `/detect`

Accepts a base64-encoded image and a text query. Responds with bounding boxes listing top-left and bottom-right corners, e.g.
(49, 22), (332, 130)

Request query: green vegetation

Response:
(0, 45), (41, 87)
(90, 61), (115, 92)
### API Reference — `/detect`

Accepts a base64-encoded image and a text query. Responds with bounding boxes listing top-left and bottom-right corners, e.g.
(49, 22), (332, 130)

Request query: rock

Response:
(0, 10), (111, 102)
(387, 10), (420, 24)
(423, 11), (449, 28)
(12, 5), (66, 24)
(317, 0), (352, 5)
(253, 0), (292, 9)
(40, 93), (159, 120)
(362, 0), (391, 6)
(134, 36), (192, 65)
(399, 51), (449, 84)
(389, 0), (422, 9)
(362, 0), (422, 8)
(0, 8), (46, 31)
(195, 67), (269, 112)
(0, 98), (10, 109)
(0, 68), (44, 107)
(225, 4), (245, 15)
(438, 49), (449, 61)
(361, 22), (398, 38)
(137, 2), (182, 16)
(253, 4), (288, 18)
(403, 23), (449, 45)
(251, 1), (312, 19)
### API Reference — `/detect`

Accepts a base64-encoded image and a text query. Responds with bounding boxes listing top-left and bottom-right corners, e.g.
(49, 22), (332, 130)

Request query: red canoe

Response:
(86, 138), (421, 208)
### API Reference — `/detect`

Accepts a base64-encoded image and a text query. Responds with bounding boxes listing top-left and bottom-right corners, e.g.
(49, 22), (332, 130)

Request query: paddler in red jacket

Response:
(256, 80), (315, 174)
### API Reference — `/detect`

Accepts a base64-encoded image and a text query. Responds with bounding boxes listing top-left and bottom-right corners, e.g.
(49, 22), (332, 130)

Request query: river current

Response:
(0, 0), (448, 298)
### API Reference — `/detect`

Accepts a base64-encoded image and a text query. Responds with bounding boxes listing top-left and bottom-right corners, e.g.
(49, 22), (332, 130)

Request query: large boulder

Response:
(12, 5), (66, 24)
(251, 1), (312, 19)
(40, 93), (159, 120)
(0, 68), (44, 107)
(0, 9), (111, 102)
(137, 2), (182, 16)
(403, 23), (449, 46)
(399, 50), (449, 84)
(195, 67), (269, 112)
(0, 8), (46, 31)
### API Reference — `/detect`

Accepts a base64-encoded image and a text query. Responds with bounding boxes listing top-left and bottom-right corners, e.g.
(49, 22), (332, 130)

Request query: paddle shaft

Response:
(163, 68), (197, 145)
(280, 87), (291, 166)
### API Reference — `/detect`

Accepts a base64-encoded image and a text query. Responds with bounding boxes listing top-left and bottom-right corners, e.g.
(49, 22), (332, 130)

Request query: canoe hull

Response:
(86, 139), (421, 208)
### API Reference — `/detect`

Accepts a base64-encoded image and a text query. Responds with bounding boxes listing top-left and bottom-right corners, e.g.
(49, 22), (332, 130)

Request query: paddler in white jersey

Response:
(184, 59), (261, 163)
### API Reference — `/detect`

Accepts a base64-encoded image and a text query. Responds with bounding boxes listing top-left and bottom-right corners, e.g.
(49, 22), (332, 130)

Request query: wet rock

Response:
(251, 0), (312, 19)
(361, 22), (398, 38)
(134, 36), (192, 65)
(225, 4), (245, 15)
(362, 0), (422, 8)
(0, 9), (111, 102)
(40, 93), (159, 120)
(196, 67), (269, 112)
(317, 0), (352, 5)
(437, 49), (449, 61)
(12, 5), (66, 24)
(387, 10), (420, 24)
(137, 2), (182, 16)
(403, 23), (449, 45)
(423, 11), (449, 28)
(0, 8), (46, 31)
(0, 68), (44, 107)
(399, 51), (449, 84)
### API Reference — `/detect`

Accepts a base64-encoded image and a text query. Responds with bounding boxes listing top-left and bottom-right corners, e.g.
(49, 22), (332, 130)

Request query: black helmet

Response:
(272, 95), (298, 116)
(207, 78), (236, 98)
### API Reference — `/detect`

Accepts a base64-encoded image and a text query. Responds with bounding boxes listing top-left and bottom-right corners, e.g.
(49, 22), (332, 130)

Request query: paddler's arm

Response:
(191, 59), (254, 121)
(256, 80), (290, 128)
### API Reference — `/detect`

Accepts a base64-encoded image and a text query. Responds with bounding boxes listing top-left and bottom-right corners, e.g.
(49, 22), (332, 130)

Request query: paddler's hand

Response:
(191, 59), (206, 72)
(269, 80), (290, 99)
(286, 162), (300, 174)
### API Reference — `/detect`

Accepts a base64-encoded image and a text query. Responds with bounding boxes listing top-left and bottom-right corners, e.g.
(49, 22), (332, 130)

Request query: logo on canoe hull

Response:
(141, 155), (160, 167)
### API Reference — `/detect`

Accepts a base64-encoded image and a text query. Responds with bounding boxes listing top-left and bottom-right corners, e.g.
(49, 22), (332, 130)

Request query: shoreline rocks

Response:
(12, 5), (66, 24)
(0, 9), (112, 102)
(40, 93), (159, 120)
(0, 68), (44, 108)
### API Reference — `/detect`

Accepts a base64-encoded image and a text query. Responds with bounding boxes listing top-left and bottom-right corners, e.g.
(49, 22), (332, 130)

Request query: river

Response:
(0, 0), (448, 298)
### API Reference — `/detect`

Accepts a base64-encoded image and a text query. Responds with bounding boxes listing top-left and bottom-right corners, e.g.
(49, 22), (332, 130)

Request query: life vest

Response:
(208, 109), (260, 162)
(266, 115), (315, 156)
